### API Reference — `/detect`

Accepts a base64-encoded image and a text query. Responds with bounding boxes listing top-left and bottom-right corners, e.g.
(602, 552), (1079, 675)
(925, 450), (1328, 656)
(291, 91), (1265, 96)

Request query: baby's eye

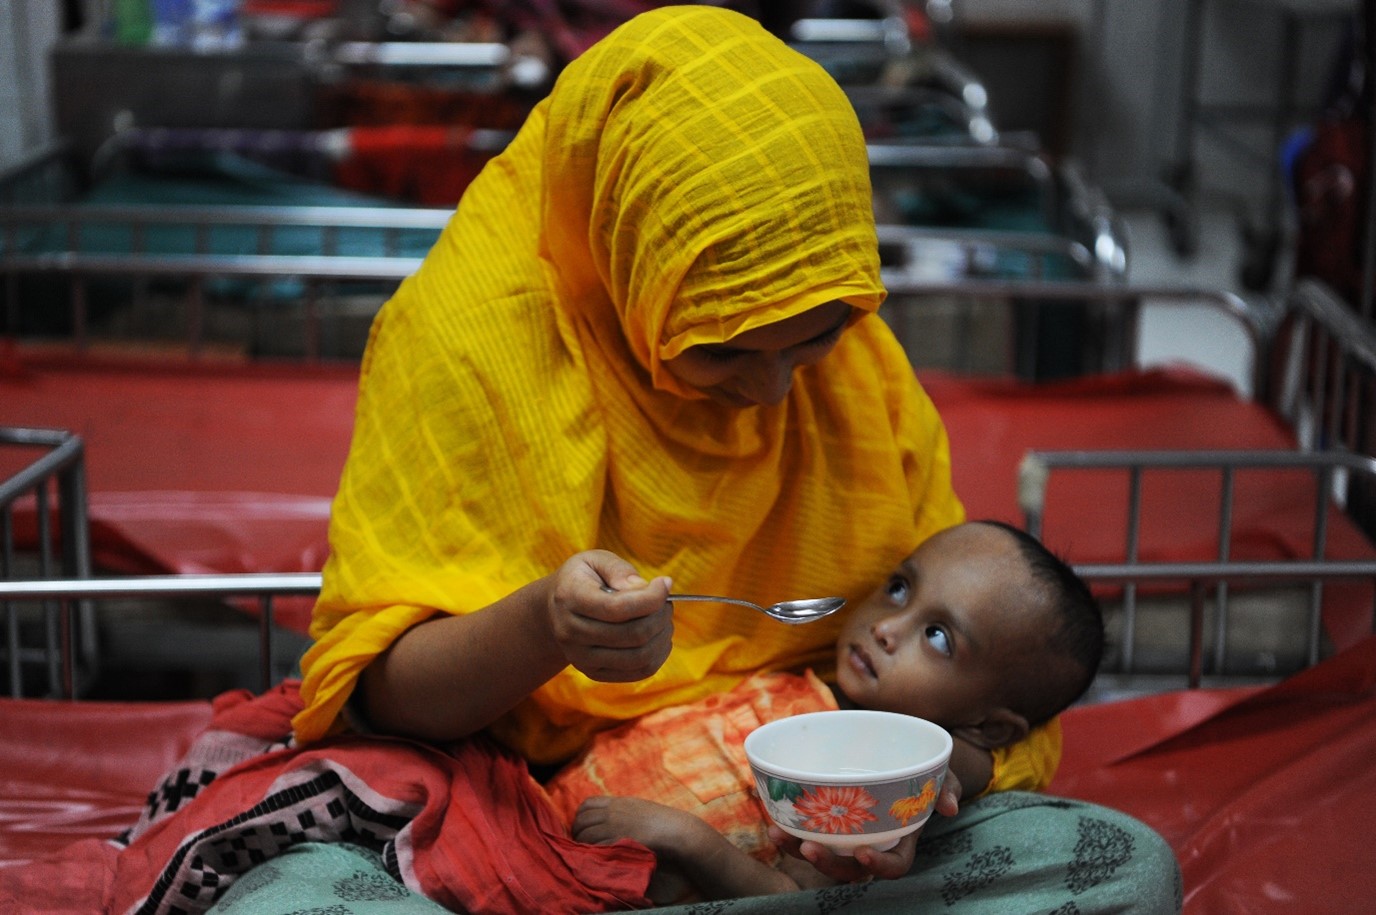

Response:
(884, 575), (909, 605)
(924, 625), (951, 657)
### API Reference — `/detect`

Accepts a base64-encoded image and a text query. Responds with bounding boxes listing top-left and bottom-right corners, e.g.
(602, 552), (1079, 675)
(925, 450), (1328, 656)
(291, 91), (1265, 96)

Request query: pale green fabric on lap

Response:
(649, 792), (1182, 915)
(205, 793), (1180, 914)
(205, 842), (450, 915)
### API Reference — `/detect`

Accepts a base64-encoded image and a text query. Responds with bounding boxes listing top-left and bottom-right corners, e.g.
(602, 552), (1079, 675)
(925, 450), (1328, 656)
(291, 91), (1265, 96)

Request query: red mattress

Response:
(4, 635), (1373, 913)
(2, 351), (1373, 640)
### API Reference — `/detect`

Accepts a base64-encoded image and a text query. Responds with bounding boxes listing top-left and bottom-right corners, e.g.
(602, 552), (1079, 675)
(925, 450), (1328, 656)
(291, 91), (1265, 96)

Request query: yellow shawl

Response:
(294, 6), (965, 763)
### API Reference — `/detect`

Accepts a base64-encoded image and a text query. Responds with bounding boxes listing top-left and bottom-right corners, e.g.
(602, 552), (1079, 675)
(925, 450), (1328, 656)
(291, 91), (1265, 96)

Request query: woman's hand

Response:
(767, 767), (962, 882)
(547, 550), (675, 683)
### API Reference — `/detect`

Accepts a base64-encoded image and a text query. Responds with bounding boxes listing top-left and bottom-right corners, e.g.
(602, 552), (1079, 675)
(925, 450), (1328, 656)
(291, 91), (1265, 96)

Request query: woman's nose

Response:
(740, 354), (793, 405)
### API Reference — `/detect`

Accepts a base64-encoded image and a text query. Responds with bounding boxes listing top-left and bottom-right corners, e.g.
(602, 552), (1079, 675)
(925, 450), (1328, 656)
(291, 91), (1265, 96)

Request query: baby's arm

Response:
(573, 796), (826, 902)
(950, 738), (994, 798)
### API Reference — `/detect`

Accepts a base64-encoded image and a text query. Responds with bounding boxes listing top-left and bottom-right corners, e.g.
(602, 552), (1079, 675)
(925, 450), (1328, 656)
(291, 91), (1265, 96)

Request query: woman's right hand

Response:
(547, 550), (675, 683)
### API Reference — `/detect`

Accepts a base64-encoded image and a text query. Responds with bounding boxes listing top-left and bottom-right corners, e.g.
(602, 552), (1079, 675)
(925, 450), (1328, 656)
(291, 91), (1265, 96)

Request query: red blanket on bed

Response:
(0, 682), (654, 914)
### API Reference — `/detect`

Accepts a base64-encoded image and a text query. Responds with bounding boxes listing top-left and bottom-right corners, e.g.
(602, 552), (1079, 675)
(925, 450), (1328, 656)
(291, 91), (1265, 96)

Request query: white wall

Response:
(959, 0), (1353, 212)
(0, 0), (62, 170)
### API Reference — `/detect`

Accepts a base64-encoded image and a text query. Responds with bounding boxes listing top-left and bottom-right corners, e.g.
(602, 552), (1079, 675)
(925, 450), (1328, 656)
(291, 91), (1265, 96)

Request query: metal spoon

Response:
(600, 584), (844, 624)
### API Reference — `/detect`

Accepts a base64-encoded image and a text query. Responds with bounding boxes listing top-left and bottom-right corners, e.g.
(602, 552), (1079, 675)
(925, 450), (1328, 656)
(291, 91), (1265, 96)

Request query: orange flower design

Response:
(888, 778), (938, 826)
(794, 785), (879, 835)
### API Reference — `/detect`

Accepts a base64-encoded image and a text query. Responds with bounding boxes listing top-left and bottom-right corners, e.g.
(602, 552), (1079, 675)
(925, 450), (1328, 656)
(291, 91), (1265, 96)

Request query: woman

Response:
(280, 4), (1177, 911)
(291, 6), (961, 767)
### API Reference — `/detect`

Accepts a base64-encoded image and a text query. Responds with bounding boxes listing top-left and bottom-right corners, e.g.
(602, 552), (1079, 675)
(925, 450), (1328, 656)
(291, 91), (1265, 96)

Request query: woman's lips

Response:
(848, 644), (877, 679)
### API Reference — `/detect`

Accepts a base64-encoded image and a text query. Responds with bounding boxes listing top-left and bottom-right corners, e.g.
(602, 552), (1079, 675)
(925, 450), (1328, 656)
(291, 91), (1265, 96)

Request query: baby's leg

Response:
(573, 796), (708, 904)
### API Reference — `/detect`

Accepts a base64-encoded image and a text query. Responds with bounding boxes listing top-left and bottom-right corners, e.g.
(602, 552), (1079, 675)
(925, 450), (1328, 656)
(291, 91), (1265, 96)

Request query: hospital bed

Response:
(2, 278), (1374, 913)
(2, 134), (1123, 367)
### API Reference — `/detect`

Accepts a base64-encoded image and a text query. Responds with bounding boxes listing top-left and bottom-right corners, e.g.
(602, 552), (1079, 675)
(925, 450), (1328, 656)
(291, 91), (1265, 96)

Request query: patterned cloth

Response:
(0, 681), (654, 915)
(204, 793), (1182, 915)
(293, 4), (966, 764)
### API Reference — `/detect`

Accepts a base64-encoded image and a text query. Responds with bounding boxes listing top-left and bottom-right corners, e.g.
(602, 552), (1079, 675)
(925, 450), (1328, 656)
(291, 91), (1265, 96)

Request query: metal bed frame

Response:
(1, 155), (1129, 364)
(0, 427), (93, 697)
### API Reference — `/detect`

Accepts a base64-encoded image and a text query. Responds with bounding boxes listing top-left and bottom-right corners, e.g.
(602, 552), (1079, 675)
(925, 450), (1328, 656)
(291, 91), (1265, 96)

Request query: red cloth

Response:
(0, 682), (654, 914)
(333, 126), (502, 206)
(0, 697), (212, 868)
(1053, 634), (1376, 914)
(0, 353), (360, 631)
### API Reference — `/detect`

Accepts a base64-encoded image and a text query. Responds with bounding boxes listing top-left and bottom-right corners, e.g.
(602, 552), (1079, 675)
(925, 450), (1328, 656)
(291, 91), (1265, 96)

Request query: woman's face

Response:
(660, 301), (853, 407)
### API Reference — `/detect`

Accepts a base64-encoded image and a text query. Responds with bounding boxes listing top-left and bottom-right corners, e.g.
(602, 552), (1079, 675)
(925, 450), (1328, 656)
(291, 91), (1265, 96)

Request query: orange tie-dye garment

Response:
(544, 670), (839, 867)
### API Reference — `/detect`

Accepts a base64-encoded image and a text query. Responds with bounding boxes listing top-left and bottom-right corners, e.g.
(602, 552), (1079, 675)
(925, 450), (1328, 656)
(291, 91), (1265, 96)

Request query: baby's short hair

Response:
(975, 520), (1105, 726)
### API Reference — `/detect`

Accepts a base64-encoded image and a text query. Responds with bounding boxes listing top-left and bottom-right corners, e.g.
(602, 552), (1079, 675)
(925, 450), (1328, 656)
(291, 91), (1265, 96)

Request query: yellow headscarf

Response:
(294, 6), (964, 763)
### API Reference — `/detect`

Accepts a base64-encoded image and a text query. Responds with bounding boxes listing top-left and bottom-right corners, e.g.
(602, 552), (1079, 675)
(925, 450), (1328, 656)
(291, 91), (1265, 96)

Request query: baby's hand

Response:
(547, 551), (674, 683)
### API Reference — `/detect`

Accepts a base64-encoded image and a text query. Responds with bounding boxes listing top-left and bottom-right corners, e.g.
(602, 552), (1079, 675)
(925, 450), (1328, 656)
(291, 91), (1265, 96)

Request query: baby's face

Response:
(832, 523), (1042, 729)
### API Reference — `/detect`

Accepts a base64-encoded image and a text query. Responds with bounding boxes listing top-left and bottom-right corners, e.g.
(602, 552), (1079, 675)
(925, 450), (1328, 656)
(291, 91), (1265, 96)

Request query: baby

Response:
(549, 520), (1104, 903)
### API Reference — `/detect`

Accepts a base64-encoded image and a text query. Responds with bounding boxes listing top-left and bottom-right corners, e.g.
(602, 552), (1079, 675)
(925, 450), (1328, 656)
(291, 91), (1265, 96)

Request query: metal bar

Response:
(1122, 466), (1143, 672)
(1073, 559), (1376, 582)
(59, 597), (73, 700)
(1212, 465), (1235, 674)
(331, 40), (509, 68)
(5, 252), (422, 280)
(1189, 581), (1206, 688)
(0, 573), (323, 599)
(1028, 449), (1376, 476)
(260, 595), (275, 694)
(2, 508), (15, 697)
(0, 204), (453, 230)
(0, 429), (85, 505)
(0, 560), (1367, 613)
(1310, 463), (1333, 666)
(35, 483), (59, 695)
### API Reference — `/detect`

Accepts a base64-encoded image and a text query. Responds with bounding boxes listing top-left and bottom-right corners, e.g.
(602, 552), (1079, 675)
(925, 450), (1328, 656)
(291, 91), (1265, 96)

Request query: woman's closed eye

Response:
(795, 321), (846, 352)
(699, 345), (746, 363)
(697, 326), (844, 364)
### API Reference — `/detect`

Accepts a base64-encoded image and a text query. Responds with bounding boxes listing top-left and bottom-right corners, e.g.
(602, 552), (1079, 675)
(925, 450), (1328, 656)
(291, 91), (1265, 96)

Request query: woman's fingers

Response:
(549, 551), (675, 681)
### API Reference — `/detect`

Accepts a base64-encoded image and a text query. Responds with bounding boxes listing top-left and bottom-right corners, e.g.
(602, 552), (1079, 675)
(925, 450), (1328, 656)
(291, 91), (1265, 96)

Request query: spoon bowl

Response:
(600, 585), (844, 624)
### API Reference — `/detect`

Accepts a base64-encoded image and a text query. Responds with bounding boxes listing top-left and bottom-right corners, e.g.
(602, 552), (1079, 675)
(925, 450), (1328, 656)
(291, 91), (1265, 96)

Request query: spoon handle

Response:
(598, 584), (762, 612)
(665, 594), (763, 610)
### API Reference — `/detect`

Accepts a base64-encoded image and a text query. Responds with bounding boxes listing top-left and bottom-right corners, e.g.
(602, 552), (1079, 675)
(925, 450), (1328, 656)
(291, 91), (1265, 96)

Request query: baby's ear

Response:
(952, 707), (1030, 750)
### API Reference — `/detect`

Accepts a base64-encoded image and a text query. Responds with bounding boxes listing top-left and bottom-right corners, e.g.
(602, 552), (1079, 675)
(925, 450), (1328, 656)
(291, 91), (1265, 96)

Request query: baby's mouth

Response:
(848, 644), (877, 680)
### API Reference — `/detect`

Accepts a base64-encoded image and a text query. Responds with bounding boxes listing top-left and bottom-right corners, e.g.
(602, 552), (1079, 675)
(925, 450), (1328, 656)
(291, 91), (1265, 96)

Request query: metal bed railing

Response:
(4, 533), (1373, 701)
(0, 202), (451, 259)
(0, 202), (440, 358)
(1019, 449), (1376, 685)
(0, 146), (1129, 362)
(0, 427), (93, 697)
(877, 279), (1269, 384)
(789, 6), (998, 145)
(0, 572), (316, 699)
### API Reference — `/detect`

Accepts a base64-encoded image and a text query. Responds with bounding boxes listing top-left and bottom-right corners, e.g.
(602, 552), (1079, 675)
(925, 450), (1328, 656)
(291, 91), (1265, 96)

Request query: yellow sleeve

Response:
(983, 716), (1062, 795)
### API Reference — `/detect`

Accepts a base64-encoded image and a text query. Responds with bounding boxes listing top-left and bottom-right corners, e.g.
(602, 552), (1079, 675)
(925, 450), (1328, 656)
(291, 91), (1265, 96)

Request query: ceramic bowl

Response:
(744, 709), (952, 855)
